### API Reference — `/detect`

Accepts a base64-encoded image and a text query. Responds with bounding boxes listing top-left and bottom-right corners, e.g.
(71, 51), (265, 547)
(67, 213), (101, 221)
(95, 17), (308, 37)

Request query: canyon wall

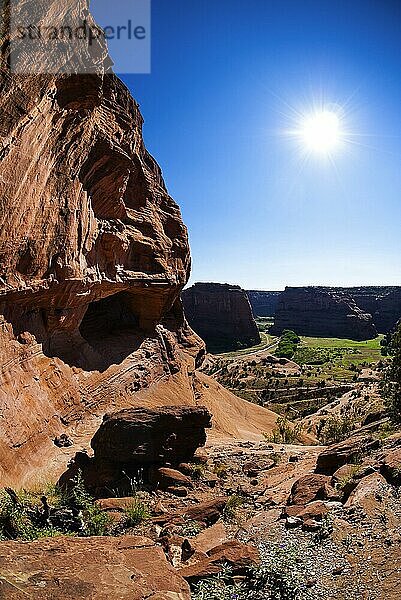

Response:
(271, 287), (377, 340)
(0, 0), (278, 485)
(343, 287), (401, 333)
(182, 283), (261, 352)
(247, 290), (282, 317)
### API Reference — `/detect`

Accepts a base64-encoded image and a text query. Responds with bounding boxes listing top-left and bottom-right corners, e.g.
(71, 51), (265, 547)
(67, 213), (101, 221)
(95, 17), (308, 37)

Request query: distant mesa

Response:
(182, 282), (261, 353)
(248, 286), (401, 339)
(270, 286), (377, 341)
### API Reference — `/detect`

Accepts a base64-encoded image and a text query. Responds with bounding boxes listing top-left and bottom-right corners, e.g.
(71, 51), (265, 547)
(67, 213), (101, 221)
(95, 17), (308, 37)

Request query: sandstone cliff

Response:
(0, 0), (278, 486)
(272, 287), (377, 341)
(182, 283), (261, 353)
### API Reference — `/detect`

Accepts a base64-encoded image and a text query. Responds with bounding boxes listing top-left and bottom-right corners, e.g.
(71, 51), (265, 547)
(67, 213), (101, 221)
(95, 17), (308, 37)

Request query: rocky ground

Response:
(1, 410), (400, 599)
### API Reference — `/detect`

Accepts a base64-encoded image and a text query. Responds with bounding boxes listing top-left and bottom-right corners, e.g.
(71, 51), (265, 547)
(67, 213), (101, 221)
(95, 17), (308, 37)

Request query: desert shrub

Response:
(264, 416), (303, 444)
(124, 497), (151, 527)
(314, 514), (334, 544)
(191, 566), (240, 600)
(317, 414), (356, 444)
(192, 544), (303, 600)
(242, 544), (302, 600)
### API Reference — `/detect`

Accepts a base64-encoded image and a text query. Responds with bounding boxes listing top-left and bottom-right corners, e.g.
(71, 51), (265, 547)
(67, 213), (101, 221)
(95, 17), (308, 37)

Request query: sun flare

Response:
(300, 110), (342, 154)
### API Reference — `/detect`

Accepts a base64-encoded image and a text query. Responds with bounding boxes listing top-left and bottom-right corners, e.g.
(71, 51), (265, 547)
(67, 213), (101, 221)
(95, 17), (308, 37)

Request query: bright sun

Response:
(300, 110), (342, 154)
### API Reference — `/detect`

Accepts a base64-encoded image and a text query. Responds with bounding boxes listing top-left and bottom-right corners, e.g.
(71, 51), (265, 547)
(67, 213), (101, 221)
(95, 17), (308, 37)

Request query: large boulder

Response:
(0, 536), (190, 599)
(380, 447), (401, 484)
(315, 435), (379, 475)
(60, 406), (211, 496)
(91, 406), (212, 466)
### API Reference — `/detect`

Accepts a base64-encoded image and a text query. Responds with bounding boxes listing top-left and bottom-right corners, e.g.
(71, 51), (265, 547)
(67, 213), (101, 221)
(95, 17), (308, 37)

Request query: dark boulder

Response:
(59, 406), (212, 497)
(91, 405), (212, 466)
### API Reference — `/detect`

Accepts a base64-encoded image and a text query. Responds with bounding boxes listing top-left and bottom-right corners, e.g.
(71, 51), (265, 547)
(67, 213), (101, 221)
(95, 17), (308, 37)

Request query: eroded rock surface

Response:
(0, 0), (207, 485)
(0, 535), (191, 599)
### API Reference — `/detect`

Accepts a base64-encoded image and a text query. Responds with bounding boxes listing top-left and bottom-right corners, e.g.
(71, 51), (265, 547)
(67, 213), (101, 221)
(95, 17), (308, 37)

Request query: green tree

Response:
(382, 323), (401, 421)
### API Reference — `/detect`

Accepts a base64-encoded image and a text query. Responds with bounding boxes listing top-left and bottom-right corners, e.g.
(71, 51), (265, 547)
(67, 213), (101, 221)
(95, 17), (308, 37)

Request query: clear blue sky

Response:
(106, 0), (401, 289)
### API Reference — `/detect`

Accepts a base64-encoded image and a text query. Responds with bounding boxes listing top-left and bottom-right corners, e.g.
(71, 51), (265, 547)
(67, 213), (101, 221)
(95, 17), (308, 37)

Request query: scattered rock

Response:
(344, 472), (392, 514)
(191, 522), (228, 554)
(380, 447), (401, 484)
(152, 467), (193, 491)
(289, 474), (338, 505)
(183, 497), (228, 526)
(178, 540), (259, 583)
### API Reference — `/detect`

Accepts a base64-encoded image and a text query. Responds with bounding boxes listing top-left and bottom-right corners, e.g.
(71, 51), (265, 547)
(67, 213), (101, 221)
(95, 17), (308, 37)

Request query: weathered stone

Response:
(191, 523), (228, 554)
(315, 435), (377, 475)
(344, 473), (392, 515)
(91, 406), (212, 466)
(0, 536), (190, 599)
(178, 540), (259, 583)
(152, 467), (193, 490)
(183, 498), (228, 526)
(331, 464), (359, 486)
(289, 474), (338, 505)
(380, 448), (401, 484)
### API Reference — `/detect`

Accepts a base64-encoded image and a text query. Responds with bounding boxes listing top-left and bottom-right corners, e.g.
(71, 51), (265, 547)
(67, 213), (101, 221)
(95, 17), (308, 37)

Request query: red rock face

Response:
(0, 0), (204, 484)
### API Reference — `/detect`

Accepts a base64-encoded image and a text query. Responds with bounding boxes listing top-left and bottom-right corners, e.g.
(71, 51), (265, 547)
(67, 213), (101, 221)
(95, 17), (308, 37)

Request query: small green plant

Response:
(180, 519), (203, 538)
(242, 544), (302, 600)
(268, 452), (282, 466)
(124, 497), (151, 527)
(336, 465), (360, 491)
(264, 416), (303, 444)
(314, 513), (334, 544)
(189, 464), (206, 481)
(67, 472), (112, 536)
(375, 421), (398, 440)
(223, 494), (244, 521)
(192, 565), (240, 600)
(213, 463), (229, 478)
